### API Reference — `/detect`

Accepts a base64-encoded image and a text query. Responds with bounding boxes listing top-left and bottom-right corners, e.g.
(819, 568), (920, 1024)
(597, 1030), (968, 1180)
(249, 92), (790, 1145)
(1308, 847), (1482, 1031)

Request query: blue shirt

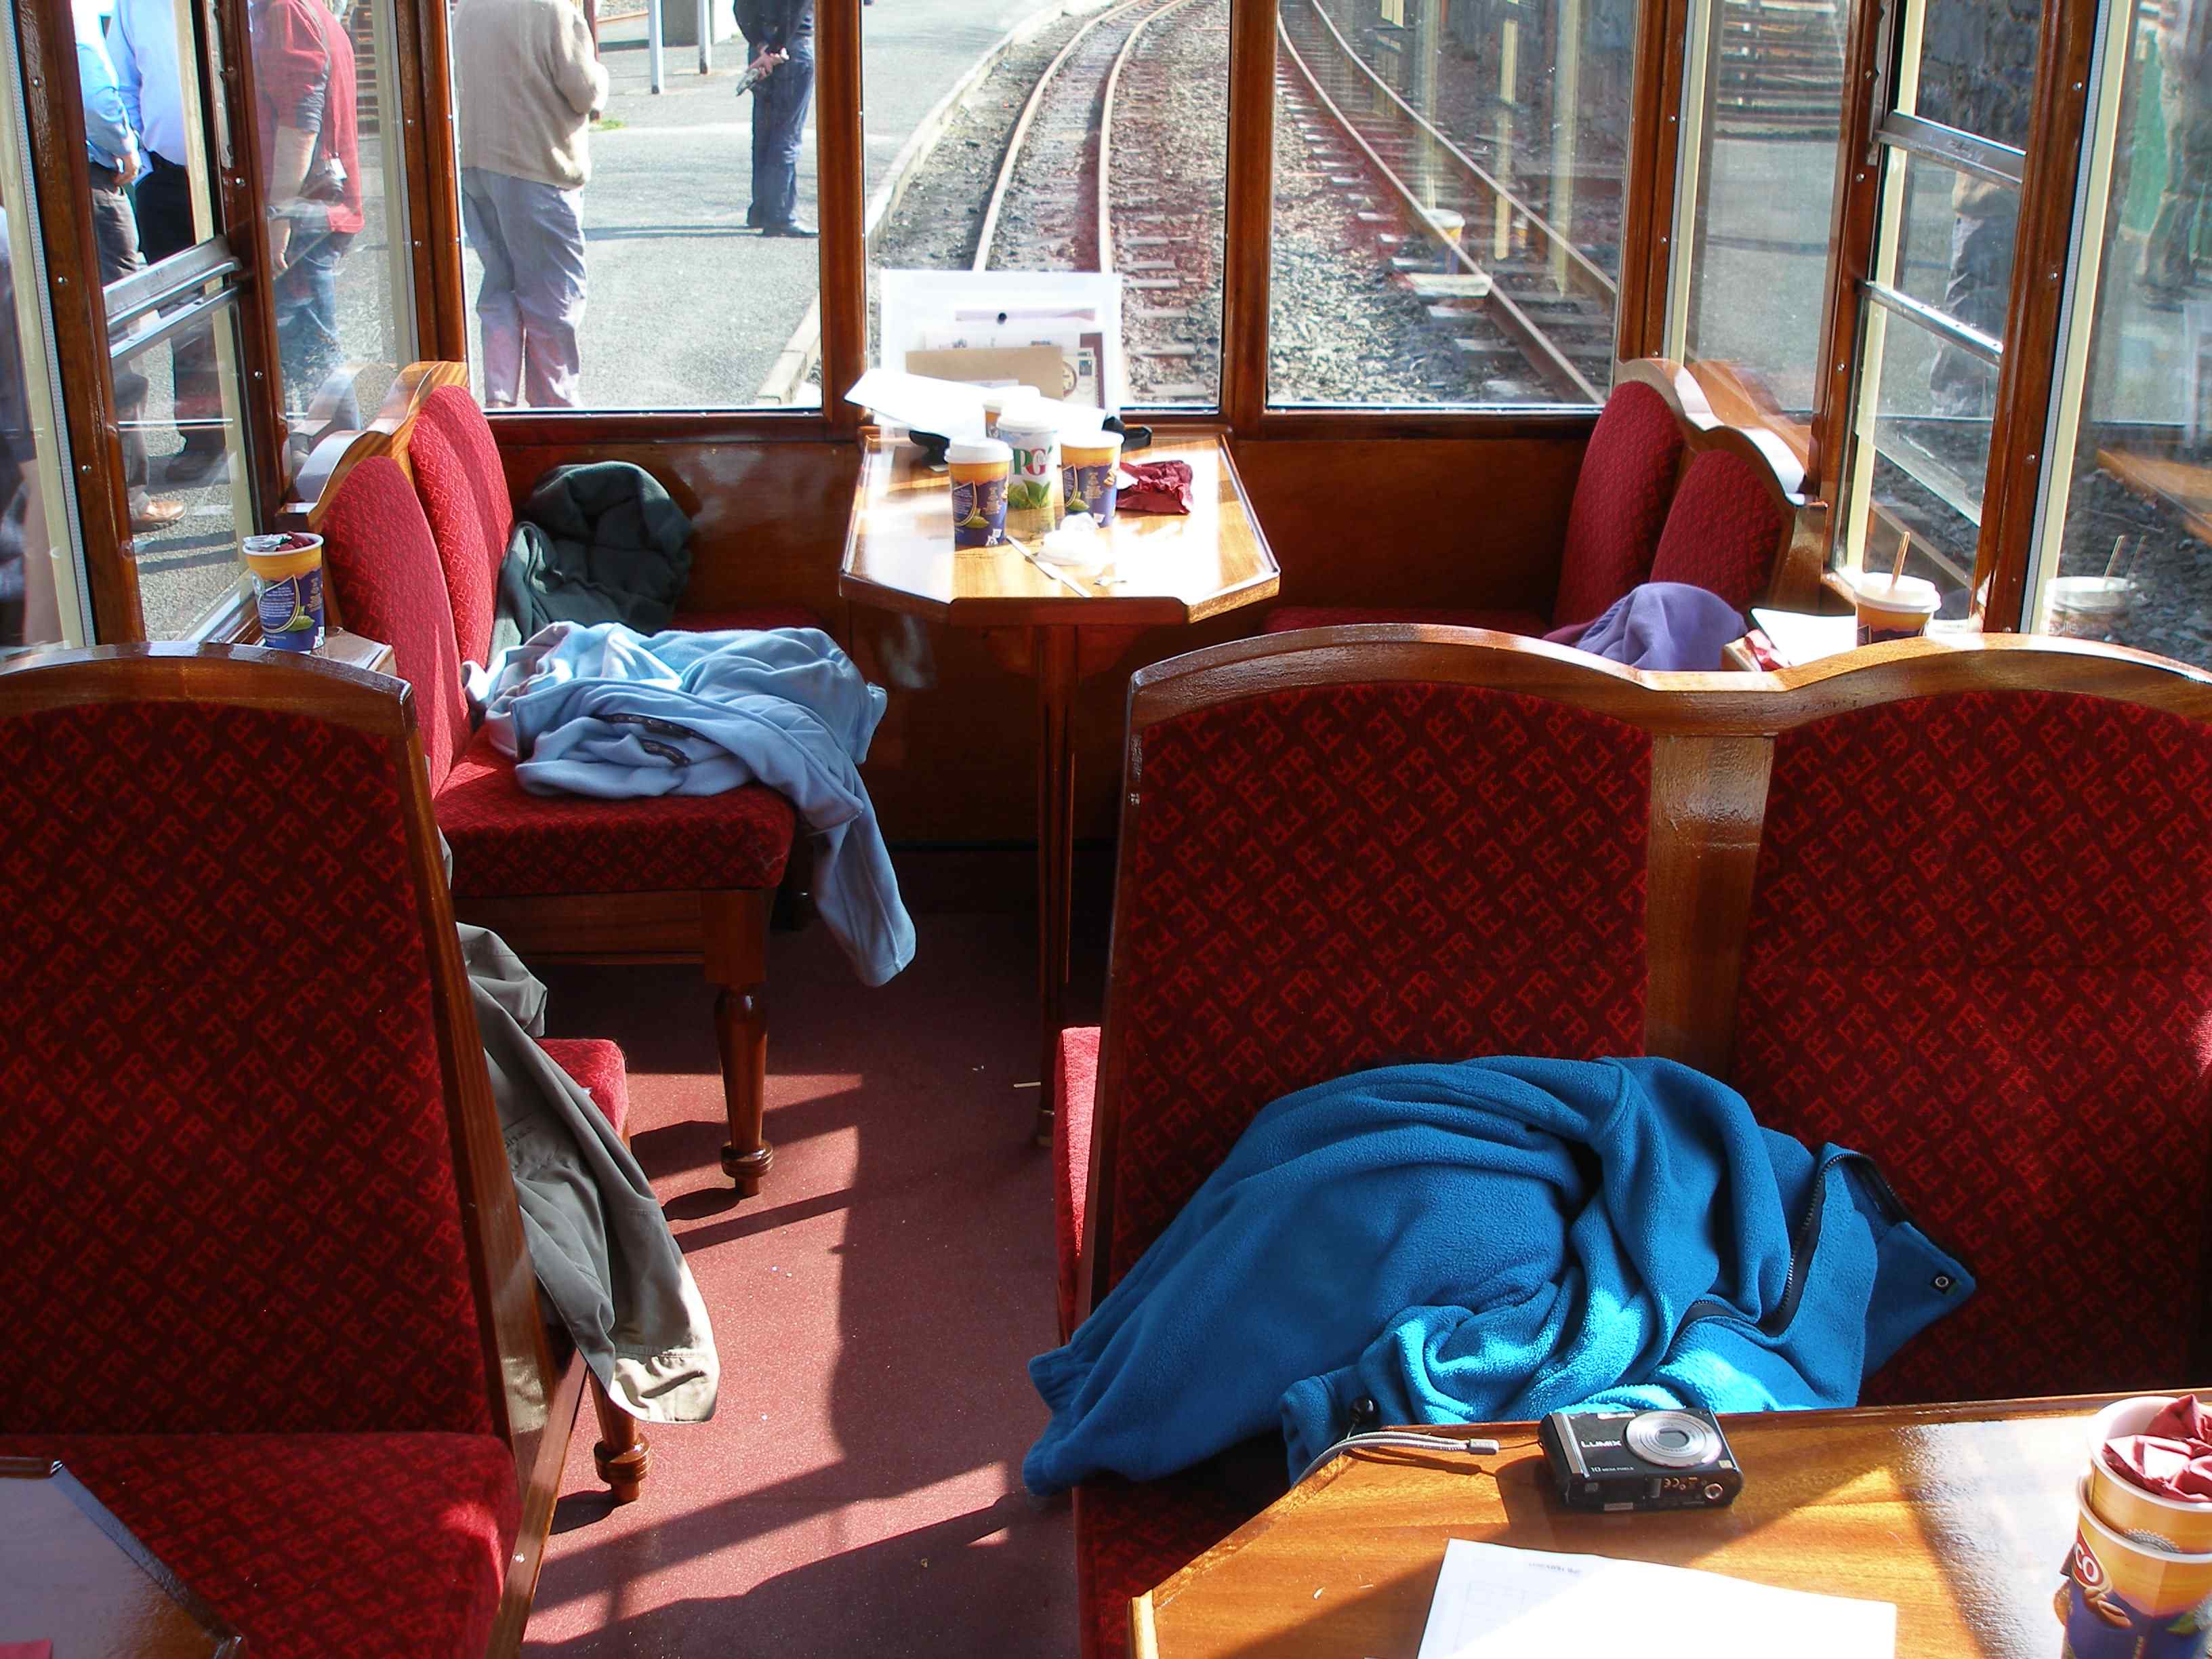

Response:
(106, 0), (189, 167)
(75, 0), (136, 170)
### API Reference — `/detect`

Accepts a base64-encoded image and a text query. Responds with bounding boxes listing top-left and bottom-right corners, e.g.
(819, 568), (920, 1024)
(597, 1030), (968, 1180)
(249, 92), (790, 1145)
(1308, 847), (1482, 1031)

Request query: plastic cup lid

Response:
(946, 437), (1011, 465)
(1851, 571), (1940, 611)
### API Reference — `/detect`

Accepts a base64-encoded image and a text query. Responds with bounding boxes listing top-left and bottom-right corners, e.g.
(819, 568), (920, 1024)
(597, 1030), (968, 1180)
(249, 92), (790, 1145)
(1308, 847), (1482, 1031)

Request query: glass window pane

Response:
(1890, 151), (2016, 344)
(865, 0), (1231, 413)
(1, 17), (91, 647)
(252, 0), (413, 467)
(1904, 0), (2041, 154)
(451, 0), (819, 410)
(2039, 11), (2212, 670)
(1271, 0), (1629, 407)
(1847, 308), (1990, 602)
(1678, 0), (1849, 415)
(117, 293), (259, 638)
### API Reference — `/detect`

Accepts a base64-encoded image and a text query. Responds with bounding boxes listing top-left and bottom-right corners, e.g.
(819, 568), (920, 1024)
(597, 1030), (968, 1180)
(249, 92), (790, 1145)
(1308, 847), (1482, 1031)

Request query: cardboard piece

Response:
(903, 345), (1071, 401)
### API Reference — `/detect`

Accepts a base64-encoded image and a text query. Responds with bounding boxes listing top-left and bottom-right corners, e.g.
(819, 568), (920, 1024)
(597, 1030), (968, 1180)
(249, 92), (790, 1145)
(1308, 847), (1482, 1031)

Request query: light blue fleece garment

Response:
(476, 622), (914, 986)
(1025, 1057), (1973, 1494)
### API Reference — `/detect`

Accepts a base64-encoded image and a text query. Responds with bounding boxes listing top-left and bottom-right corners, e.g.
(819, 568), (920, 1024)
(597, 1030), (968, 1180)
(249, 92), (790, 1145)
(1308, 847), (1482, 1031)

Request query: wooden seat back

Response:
(1079, 630), (2212, 1399)
(0, 644), (566, 1591)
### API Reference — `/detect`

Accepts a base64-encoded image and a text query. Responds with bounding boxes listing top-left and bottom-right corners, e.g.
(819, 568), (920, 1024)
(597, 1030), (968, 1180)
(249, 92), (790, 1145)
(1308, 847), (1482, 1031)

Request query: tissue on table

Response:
(1036, 513), (1110, 574)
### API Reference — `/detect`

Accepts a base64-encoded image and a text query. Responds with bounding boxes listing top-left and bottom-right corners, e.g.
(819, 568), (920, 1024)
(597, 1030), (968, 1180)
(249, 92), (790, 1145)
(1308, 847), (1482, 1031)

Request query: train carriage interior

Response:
(6, 0), (2212, 1651)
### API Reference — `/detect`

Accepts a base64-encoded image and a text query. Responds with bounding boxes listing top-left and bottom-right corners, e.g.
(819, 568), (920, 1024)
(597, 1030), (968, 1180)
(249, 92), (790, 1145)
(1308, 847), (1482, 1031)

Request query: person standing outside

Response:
(734, 0), (815, 238)
(77, 0), (180, 531)
(2144, 0), (2212, 306)
(451, 0), (606, 408)
(108, 0), (226, 482)
(251, 0), (363, 409)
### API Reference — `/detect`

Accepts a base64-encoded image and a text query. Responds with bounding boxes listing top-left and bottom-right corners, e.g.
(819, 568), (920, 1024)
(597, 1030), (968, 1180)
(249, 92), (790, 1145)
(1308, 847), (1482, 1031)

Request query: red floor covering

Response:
(523, 908), (1081, 1656)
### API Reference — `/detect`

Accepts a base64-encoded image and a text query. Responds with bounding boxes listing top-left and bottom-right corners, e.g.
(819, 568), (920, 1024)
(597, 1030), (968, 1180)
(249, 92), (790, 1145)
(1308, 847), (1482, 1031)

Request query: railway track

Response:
(1275, 0), (1618, 403)
(975, 0), (1224, 403)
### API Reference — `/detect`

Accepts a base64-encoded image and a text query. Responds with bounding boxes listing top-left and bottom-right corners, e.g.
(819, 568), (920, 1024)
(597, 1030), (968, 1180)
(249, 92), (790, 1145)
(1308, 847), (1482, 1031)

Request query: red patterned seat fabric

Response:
(1102, 680), (1650, 1285)
(0, 1433), (519, 1658)
(320, 454), (473, 787)
(0, 701), (493, 1438)
(1075, 1466), (1273, 1659)
(1732, 691), (2212, 1404)
(1055, 1025), (1103, 1338)
(1550, 380), (1686, 626)
(437, 727), (795, 897)
(1262, 605), (1551, 636)
(675, 606), (829, 633)
(1645, 449), (1785, 614)
(409, 384), (516, 663)
(543, 1037), (630, 1136)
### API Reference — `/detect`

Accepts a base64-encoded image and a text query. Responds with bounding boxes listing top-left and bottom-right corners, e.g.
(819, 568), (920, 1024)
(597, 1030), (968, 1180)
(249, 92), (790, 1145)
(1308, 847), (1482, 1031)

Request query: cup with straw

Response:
(1852, 532), (1942, 646)
(2046, 535), (2140, 640)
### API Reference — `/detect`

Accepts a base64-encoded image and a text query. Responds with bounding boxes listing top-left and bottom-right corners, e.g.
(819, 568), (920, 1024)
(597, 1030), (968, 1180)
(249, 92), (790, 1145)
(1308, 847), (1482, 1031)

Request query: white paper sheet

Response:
(1414, 1539), (1895, 1659)
(1750, 609), (1859, 667)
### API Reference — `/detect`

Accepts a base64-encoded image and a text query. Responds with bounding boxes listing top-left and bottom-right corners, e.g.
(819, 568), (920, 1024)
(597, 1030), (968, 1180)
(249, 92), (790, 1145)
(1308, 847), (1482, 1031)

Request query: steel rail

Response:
(972, 0), (1176, 272)
(1275, 18), (1601, 403)
(1096, 0), (1213, 274)
(1298, 0), (1616, 308)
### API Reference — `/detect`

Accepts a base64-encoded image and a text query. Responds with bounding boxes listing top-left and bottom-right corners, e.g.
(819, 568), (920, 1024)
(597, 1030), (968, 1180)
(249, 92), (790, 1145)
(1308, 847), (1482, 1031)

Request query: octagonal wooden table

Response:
(1132, 1397), (2128, 1658)
(841, 426), (1279, 1125)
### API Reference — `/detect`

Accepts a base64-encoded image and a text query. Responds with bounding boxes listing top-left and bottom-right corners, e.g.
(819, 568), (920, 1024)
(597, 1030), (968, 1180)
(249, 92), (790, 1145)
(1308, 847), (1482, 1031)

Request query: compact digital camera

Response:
(1538, 1408), (1743, 1513)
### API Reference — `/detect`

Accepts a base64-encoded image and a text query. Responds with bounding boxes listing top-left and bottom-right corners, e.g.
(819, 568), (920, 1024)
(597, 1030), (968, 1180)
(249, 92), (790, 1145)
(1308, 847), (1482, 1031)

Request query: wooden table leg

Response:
(1035, 623), (1079, 1143)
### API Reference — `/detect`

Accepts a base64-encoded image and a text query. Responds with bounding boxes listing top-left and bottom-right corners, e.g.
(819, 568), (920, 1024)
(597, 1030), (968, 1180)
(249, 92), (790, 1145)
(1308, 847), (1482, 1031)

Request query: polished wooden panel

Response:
(840, 428), (1279, 626)
(1808, 0), (1889, 504)
(1616, 0), (1692, 359)
(1221, 0), (1279, 433)
(0, 1460), (241, 1656)
(1642, 731), (1769, 1077)
(1135, 1395), (2127, 1658)
(1976, 0), (2103, 630)
(817, 0), (866, 436)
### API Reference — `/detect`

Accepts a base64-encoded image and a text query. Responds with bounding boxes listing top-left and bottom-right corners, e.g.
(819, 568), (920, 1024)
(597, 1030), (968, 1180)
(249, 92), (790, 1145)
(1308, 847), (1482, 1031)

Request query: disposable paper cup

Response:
(2087, 1397), (2212, 1555)
(982, 386), (1040, 441)
(1427, 207), (1465, 274)
(2047, 576), (2137, 641)
(1851, 571), (1940, 647)
(2062, 1475), (2212, 1655)
(947, 438), (1011, 550)
(1061, 432), (1124, 526)
(242, 531), (325, 653)
(998, 417), (1065, 538)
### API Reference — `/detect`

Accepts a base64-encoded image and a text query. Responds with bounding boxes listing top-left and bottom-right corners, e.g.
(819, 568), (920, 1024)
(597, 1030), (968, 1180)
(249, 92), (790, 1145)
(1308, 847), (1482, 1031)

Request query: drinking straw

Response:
(2102, 534), (2127, 580)
(1888, 532), (1910, 586)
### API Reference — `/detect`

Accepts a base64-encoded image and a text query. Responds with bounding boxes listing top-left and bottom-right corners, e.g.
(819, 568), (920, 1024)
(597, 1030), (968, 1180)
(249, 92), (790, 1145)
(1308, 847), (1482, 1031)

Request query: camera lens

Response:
(1624, 1410), (1721, 1469)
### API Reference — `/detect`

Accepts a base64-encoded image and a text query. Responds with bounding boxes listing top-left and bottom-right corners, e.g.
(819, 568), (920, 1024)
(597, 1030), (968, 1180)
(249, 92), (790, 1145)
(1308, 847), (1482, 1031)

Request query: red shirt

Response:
(251, 0), (363, 237)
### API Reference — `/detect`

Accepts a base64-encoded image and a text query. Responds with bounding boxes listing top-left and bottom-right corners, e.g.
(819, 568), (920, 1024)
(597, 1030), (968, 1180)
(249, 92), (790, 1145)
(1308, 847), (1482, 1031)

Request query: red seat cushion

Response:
(675, 606), (829, 633)
(542, 1037), (629, 1136)
(1732, 691), (2212, 1404)
(1645, 449), (1786, 613)
(436, 728), (796, 898)
(409, 386), (514, 664)
(1076, 1470), (1267, 1659)
(319, 455), (472, 789)
(0, 1432), (520, 1658)
(1263, 605), (1551, 636)
(1055, 1026), (1102, 1339)
(1551, 380), (1686, 626)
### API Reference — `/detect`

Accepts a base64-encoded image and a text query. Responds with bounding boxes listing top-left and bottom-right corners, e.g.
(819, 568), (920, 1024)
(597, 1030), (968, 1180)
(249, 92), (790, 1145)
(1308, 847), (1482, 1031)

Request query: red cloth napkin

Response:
(1118, 459), (1193, 516)
(2104, 1395), (2212, 1501)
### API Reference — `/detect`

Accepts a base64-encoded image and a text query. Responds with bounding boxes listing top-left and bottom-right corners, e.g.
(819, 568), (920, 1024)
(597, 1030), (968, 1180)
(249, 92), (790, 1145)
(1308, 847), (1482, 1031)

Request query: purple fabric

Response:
(1544, 582), (1744, 671)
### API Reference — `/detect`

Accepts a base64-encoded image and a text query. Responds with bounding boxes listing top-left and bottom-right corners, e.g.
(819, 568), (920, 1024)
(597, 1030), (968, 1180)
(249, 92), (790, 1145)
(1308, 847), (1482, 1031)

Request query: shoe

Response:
(164, 445), (223, 484)
(129, 495), (185, 531)
(761, 221), (818, 239)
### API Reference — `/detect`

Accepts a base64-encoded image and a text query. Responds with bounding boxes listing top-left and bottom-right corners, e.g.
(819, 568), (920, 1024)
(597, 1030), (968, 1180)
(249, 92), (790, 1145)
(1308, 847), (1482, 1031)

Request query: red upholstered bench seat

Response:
(1263, 605), (1551, 637)
(0, 1432), (520, 1658)
(1076, 1465), (1279, 1659)
(438, 727), (796, 899)
(541, 1036), (630, 1134)
(1054, 1026), (1102, 1338)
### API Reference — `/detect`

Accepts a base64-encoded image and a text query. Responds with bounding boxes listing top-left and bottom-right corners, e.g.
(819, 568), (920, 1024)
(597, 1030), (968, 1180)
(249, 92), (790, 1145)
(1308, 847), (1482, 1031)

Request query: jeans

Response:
(89, 174), (152, 501)
(462, 167), (588, 409)
(135, 154), (223, 453)
(272, 228), (352, 409)
(2145, 69), (2212, 297)
(747, 35), (814, 229)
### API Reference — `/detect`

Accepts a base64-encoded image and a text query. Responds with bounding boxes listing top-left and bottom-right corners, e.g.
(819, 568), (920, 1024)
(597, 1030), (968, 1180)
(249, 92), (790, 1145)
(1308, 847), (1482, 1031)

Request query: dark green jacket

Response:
(493, 461), (694, 655)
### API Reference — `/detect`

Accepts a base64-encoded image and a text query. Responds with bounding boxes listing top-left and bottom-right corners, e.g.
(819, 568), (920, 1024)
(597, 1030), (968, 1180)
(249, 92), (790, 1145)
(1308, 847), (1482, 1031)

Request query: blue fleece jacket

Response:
(476, 622), (914, 986)
(1025, 1057), (1971, 1494)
